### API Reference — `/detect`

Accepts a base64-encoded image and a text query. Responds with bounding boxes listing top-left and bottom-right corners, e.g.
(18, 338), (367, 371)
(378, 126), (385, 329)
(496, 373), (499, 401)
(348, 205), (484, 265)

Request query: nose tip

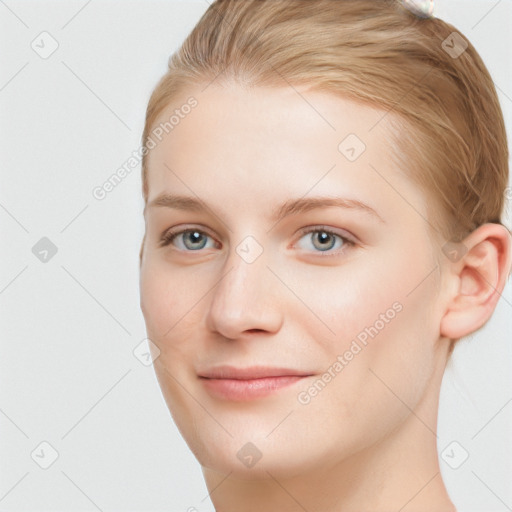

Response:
(205, 255), (282, 340)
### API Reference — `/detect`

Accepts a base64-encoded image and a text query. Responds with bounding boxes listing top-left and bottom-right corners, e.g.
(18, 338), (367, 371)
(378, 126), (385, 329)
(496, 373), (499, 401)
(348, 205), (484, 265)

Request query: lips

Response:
(198, 366), (313, 401)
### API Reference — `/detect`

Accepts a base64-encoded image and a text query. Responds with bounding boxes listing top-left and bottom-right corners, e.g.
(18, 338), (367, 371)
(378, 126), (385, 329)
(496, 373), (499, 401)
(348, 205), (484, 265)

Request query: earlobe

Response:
(439, 223), (512, 340)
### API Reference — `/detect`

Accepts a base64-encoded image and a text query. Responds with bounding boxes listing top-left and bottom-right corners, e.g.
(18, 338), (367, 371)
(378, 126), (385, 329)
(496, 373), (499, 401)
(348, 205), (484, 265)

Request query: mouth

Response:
(198, 366), (314, 401)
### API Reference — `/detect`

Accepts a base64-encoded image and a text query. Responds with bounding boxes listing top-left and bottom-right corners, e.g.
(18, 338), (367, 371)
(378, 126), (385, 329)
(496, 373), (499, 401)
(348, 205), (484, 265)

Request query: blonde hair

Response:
(139, 0), (509, 264)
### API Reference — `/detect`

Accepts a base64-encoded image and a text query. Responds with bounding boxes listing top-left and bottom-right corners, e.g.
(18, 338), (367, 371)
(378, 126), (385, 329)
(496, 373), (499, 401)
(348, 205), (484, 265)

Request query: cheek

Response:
(140, 258), (217, 364)
(297, 297), (436, 459)
(140, 259), (191, 343)
(304, 243), (439, 410)
(293, 255), (401, 345)
(140, 262), (202, 421)
(140, 261), (169, 338)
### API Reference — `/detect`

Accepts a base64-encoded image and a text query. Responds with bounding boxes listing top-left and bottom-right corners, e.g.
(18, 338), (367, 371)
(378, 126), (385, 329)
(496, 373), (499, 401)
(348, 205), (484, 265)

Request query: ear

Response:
(440, 223), (512, 340)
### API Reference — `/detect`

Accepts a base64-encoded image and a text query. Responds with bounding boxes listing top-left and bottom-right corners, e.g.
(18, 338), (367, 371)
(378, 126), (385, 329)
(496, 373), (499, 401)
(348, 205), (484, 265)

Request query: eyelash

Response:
(158, 225), (356, 258)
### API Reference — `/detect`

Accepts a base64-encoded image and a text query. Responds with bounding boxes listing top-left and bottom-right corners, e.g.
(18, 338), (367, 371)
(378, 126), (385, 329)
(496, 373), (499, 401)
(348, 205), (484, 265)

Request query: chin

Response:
(188, 429), (350, 482)
(198, 446), (308, 480)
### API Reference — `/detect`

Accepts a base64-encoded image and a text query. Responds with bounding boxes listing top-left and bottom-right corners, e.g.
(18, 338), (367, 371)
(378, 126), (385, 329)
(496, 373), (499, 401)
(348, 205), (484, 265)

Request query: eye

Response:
(159, 227), (218, 251)
(294, 226), (355, 257)
(159, 225), (356, 257)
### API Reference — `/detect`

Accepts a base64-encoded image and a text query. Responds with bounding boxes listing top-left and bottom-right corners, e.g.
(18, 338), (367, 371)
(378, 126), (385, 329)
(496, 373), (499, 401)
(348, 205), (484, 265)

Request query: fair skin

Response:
(139, 82), (511, 512)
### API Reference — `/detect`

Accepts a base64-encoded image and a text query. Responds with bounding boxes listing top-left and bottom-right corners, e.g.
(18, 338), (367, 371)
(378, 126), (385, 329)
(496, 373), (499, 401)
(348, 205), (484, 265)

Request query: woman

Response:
(138, 0), (511, 510)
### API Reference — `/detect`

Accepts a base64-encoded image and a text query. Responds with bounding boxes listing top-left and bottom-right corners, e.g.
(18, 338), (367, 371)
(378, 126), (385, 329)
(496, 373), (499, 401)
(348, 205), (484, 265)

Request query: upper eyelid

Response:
(296, 225), (356, 244)
(160, 227), (213, 248)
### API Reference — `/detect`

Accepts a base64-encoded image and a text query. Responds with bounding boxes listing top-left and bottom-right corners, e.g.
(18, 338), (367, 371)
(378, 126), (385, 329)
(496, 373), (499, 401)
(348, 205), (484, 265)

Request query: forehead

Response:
(150, 82), (391, 160)
(145, 83), (424, 222)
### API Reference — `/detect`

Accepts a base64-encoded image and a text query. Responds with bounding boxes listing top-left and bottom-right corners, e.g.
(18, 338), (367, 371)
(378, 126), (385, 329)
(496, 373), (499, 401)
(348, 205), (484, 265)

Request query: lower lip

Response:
(200, 375), (307, 401)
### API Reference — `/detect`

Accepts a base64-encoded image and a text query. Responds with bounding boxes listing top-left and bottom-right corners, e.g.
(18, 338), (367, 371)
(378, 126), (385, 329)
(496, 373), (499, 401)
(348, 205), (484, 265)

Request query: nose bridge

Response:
(206, 237), (281, 338)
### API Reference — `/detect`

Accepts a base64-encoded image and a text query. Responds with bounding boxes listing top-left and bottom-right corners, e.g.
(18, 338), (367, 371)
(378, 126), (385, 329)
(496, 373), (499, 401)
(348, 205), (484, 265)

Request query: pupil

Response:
(187, 231), (204, 248)
(316, 231), (333, 250)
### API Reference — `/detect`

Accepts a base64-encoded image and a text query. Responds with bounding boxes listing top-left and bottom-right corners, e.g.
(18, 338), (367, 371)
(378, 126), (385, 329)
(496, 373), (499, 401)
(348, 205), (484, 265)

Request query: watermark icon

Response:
(236, 236), (264, 264)
(338, 133), (366, 162)
(31, 31), (59, 59)
(441, 32), (468, 59)
(92, 96), (198, 201)
(442, 240), (468, 263)
(236, 442), (262, 468)
(32, 237), (58, 263)
(133, 338), (160, 366)
(297, 301), (403, 405)
(31, 441), (59, 469)
(441, 440), (469, 469)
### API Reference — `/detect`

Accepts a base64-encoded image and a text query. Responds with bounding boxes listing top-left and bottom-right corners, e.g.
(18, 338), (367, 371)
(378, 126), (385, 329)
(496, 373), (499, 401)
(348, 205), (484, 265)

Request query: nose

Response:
(205, 246), (283, 340)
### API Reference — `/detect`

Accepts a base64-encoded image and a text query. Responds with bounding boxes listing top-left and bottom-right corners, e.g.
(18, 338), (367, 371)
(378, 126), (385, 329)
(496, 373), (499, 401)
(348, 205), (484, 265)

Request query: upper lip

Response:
(198, 365), (313, 380)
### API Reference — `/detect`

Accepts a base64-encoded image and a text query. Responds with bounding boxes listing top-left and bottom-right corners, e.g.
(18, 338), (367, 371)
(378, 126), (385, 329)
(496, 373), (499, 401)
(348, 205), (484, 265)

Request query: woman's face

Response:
(140, 83), (450, 478)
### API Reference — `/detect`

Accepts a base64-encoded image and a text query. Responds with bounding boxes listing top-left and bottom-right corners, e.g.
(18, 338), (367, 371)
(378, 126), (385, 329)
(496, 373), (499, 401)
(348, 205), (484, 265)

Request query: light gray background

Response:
(0, 1), (511, 511)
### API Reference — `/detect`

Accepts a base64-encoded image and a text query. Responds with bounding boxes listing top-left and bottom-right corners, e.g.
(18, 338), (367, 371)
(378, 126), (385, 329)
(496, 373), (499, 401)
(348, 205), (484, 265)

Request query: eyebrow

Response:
(146, 193), (385, 224)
